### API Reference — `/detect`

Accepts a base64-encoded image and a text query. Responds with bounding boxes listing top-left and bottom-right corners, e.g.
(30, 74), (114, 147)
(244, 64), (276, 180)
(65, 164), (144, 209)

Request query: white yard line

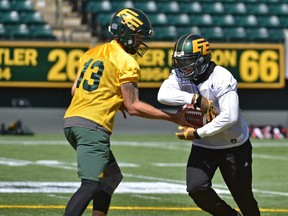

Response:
(0, 181), (287, 197)
(253, 154), (288, 161)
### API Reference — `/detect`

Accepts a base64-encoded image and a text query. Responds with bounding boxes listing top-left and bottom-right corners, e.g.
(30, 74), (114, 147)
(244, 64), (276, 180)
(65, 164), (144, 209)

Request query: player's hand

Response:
(175, 126), (196, 140)
(193, 94), (216, 122)
(205, 100), (216, 122)
(174, 108), (195, 127)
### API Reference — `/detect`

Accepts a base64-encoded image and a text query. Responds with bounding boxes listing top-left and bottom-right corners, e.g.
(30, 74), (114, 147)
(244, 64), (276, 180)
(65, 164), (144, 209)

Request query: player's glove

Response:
(175, 126), (199, 140)
(193, 94), (216, 123)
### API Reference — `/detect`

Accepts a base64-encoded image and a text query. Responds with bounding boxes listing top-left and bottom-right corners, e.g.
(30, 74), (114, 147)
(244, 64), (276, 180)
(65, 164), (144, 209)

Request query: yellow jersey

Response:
(64, 40), (140, 132)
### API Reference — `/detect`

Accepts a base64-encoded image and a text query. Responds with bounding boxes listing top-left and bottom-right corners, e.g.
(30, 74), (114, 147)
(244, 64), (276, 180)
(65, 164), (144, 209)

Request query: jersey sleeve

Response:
(157, 70), (195, 106)
(117, 55), (140, 84)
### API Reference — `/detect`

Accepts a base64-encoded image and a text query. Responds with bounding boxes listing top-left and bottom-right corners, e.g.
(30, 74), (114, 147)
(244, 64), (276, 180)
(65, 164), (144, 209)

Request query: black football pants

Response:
(186, 139), (261, 216)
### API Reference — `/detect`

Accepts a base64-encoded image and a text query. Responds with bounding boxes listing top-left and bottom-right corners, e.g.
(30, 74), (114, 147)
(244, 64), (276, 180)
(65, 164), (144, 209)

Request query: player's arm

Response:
(158, 72), (215, 121)
(157, 72), (194, 106)
(121, 82), (188, 125)
(71, 76), (78, 96)
(196, 90), (239, 137)
(176, 90), (239, 140)
(71, 66), (82, 96)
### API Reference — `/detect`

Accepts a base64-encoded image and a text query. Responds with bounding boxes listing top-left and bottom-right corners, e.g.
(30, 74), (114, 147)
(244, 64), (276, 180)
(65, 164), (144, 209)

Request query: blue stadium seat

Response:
(167, 14), (190, 26)
(177, 26), (202, 37)
(86, 0), (112, 13)
(202, 2), (224, 14)
(153, 25), (177, 41)
(6, 24), (30, 39)
(269, 3), (288, 15)
(246, 3), (269, 15)
(157, 1), (179, 13)
(94, 12), (113, 26)
(258, 15), (281, 27)
(0, 11), (20, 24)
(189, 14), (213, 27)
(134, 1), (157, 13)
(179, 2), (202, 14)
(110, 1), (134, 11)
(0, 23), (7, 38)
(223, 2), (247, 15)
(149, 13), (168, 26)
(201, 27), (224, 42)
(30, 24), (56, 40)
(234, 15), (258, 27)
(268, 28), (285, 42)
(21, 11), (45, 25)
(213, 14), (235, 27)
(246, 27), (270, 42)
(0, 0), (10, 11)
(223, 27), (246, 42)
(12, 0), (34, 12)
(279, 16), (288, 28)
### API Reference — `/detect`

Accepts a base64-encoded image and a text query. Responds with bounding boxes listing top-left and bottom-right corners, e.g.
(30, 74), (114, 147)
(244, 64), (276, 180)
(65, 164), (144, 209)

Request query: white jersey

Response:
(158, 65), (249, 149)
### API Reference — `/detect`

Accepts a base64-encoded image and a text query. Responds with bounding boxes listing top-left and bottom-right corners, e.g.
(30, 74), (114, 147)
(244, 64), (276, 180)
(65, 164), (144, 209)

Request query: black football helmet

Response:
(109, 8), (153, 57)
(172, 34), (212, 81)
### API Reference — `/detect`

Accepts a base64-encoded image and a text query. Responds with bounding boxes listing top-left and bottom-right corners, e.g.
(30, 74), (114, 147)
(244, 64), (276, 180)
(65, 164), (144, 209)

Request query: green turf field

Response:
(0, 134), (287, 216)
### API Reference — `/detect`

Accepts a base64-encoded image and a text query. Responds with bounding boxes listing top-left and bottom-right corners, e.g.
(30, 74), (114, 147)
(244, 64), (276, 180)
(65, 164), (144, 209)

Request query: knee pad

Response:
(100, 161), (123, 195)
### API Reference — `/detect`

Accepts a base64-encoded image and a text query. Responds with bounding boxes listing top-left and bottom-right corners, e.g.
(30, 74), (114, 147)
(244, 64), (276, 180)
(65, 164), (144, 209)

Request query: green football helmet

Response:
(109, 8), (153, 56)
(172, 34), (212, 81)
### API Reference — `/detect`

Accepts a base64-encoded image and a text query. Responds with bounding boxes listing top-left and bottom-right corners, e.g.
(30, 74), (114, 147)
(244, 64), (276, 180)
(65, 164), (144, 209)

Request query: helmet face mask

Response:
(172, 34), (212, 81)
(109, 8), (153, 57)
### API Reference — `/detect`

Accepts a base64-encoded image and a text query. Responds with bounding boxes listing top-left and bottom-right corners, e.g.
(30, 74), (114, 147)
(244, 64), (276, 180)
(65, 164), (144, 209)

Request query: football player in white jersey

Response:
(157, 34), (261, 216)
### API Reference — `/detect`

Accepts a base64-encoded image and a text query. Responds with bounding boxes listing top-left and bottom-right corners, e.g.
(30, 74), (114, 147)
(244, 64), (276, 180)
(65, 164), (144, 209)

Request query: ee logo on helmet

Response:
(117, 9), (143, 31)
(192, 38), (211, 55)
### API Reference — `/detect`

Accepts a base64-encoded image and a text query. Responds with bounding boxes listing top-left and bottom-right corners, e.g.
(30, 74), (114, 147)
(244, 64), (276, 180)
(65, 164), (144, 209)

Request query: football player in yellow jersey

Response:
(63, 8), (191, 216)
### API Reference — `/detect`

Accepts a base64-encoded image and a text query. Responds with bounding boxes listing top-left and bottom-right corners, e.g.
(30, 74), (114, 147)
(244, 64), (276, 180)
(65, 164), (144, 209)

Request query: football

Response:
(183, 104), (207, 127)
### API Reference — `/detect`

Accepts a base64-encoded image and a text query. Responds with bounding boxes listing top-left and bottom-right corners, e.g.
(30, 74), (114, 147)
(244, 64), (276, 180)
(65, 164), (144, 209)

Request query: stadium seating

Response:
(213, 14), (235, 27)
(177, 26), (202, 37)
(246, 3), (269, 15)
(223, 27), (247, 42)
(246, 27), (270, 42)
(0, 11), (20, 24)
(21, 11), (45, 25)
(81, 0), (288, 43)
(0, 0), (10, 11)
(178, 2), (202, 14)
(111, 0), (134, 11)
(0, 23), (7, 38)
(29, 24), (56, 40)
(269, 3), (288, 15)
(153, 25), (177, 41)
(85, 0), (112, 13)
(134, 1), (158, 13)
(12, 0), (34, 12)
(5, 23), (30, 39)
(200, 27), (224, 42)
(223, 2), (247, 15)
(157, 1), (180, 14)
(167, 14), (190, 26)
(201, 2), (224, 14)
(149, 13), (168, 26)
(0, 0), (56, 40)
